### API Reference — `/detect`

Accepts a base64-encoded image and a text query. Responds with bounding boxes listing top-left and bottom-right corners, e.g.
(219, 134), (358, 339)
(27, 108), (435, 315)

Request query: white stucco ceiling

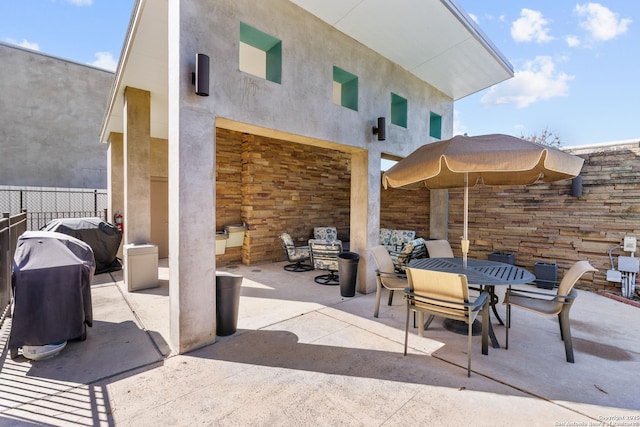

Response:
(100, 0), (513, 142)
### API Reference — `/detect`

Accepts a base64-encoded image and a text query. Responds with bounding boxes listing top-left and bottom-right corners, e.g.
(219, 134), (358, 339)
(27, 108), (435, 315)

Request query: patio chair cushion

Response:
(308, 239), (342, 270)
(392, 238), (427, 272)
(279, 233), (312, 272)
(280, 233), (310, 260)
(397, 238), (426, 263)
(379, 228), (392, 246)
(313, 227), (338, 242)
(388, 229), (415, 249)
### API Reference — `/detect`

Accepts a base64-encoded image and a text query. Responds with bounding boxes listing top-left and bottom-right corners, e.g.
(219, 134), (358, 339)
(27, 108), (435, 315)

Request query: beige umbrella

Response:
(381, 134), (585, 267)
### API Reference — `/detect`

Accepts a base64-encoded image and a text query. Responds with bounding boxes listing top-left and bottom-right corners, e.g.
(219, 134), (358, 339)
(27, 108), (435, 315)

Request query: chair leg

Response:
(559, 308), (575, 363)
(423, 314), (436, 330)
(388, 290), (394, 306)
(505, 291), (511, 350)
(467, 319), (472, 377)
(481, 301), (489, 356)
(418, 312), (425, 337)
(314, 271), (339, 285)
(374, 282), (382, 318)
(284, 260), (313, 272)
(404, 302), (411, 356)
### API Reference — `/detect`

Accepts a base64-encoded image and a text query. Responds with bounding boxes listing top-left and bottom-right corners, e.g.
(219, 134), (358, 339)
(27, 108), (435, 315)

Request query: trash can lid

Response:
(338, 251), (360, 260)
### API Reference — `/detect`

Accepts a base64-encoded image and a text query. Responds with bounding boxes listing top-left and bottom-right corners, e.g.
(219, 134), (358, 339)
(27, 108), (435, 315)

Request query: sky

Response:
(455, 0), (638, 146)
(1, 0), (637, 147)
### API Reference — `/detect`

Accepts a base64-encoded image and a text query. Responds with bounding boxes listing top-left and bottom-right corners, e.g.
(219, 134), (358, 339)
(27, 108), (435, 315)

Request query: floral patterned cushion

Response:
(279, 233), (310, 260)
(313, 227), (338, 242)
(390, 237), (426, 272)
(388, 229), (416, 248)
(308, 239), (342, 270)
(280, 232), (294, 246)
(379, 228), (392, 246)
(290, 246), (310, 259)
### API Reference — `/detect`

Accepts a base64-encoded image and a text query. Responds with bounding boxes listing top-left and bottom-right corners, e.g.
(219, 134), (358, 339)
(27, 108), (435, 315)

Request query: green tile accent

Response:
(266, 41), (282, 84)
(333, 66), (358, 111)
(240, 22), (282, 84)
(240, 23), (280, 51)
(391, 93), (407, 128)
(429, 112), (442, 139)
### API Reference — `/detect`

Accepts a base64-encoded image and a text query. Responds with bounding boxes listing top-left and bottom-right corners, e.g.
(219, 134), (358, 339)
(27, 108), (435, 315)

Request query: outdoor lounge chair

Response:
(279, 233), (313, 272)
(404, 267), (489, 377)
(313, 227), (338, 242)
(308, 239), (343, 285)
(504, 260), (597, 363)
(369, 245), (408, 318)
(424, 239), (454, 258)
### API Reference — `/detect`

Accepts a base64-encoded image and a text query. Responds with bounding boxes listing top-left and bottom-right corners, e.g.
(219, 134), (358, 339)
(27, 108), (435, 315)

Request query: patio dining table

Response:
(408, 257), (536, 348)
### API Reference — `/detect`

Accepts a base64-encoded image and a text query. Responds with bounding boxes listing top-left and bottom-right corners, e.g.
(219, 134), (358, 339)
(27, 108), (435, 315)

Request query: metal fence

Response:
(0, 186), (108, 231)
(0, 211), (27, 327)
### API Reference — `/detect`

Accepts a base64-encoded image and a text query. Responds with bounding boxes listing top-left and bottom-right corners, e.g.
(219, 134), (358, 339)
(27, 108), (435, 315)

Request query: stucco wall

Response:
(195, 0), (453, 156)
(0, 43), (113, 189)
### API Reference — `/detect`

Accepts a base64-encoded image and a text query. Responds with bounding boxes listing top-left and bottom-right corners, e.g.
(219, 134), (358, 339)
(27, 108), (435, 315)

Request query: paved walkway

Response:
(1, 260), (639, 426)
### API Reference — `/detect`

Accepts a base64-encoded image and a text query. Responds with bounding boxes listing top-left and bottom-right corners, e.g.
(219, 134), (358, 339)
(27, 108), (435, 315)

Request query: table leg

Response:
(484, 285), (501, 348)
(485, 285), (504, 326)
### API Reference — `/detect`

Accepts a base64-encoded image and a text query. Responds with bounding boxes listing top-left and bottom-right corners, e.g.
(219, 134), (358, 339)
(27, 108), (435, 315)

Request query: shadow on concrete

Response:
(186, 328), (521, 395)
(0, 315), (164, 425)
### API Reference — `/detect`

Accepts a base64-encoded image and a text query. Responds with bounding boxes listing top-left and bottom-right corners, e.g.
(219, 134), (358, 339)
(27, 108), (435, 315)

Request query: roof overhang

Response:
(290, 0), (513, 100)
(100, 0), (513, 142)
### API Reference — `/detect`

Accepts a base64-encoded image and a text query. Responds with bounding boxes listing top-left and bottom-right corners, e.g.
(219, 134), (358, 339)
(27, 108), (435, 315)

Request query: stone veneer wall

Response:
(380, 184), (430, 239)
(215, 128), (351, 265)
(447, 142), (640, 294)
(216, 129), (639, 295)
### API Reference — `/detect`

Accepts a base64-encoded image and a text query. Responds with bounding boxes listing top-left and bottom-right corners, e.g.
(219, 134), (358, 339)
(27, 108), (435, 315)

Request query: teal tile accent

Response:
(429, 112), (442, 139)
(391, 93), (407, 128)
(240, 22), (282, 84)
(333, 66), (358, 111)
(266, 41), (282, 84)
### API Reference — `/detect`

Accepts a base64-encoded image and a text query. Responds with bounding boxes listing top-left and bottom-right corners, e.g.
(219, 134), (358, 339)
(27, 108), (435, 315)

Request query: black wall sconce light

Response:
(192, 53), (210, 97)
(372, 117), (386, 141)
(571, 175), (583, 197)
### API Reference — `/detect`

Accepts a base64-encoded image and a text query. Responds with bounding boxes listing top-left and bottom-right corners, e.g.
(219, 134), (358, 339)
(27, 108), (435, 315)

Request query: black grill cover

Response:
(9, 231), (95, 351)
(42, 217), (122, 274)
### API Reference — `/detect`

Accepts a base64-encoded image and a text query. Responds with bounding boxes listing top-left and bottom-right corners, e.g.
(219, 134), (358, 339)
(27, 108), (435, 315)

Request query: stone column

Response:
(168, 0), (216, 353)
(123, 87), (151, 244)
(351, 149), (380, 294)
(107, 132), (125, 256)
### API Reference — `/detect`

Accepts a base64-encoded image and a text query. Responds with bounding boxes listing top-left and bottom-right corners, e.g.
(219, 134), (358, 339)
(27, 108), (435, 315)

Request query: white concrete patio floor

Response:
(1, 258), (639, 426)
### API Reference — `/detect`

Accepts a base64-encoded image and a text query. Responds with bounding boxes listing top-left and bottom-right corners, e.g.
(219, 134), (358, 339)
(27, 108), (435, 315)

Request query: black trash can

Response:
(338, 251), (360, 297)
(216, 272), (243, 336)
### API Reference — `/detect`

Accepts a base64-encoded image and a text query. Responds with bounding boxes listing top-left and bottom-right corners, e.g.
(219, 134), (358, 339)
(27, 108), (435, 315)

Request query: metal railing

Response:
(0, 187), (108, 230)
(0, 210), (27, 327)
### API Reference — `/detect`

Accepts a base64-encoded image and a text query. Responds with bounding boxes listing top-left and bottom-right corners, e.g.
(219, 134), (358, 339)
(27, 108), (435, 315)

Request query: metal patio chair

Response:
(505, 260), (597, 363)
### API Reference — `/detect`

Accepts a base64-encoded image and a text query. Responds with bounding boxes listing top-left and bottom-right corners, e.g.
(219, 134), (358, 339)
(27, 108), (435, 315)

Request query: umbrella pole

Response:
(462, 172), (469, 269)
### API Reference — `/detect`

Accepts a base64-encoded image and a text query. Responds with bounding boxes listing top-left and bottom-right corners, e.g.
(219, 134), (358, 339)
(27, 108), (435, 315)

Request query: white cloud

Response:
(481, 56), (574, 109)
(90, 52), (118, 71)
(575, 3), (631, 41)
(468, 13), (479, 24)
(6, 38), (40, 51)
(453, 109), (468, 136)
(65, 0), (93, 5)
(565, 35), (581, 47)
(511, 8), (554, 43)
